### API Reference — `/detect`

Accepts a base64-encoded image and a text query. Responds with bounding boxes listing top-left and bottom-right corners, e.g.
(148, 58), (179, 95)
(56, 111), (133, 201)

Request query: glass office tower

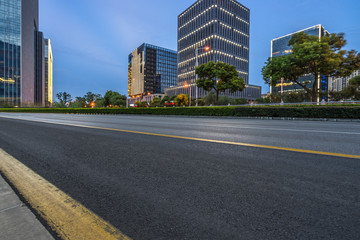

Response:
(128, 43), (177, 97)
(0, 0), (47, 106)
(271, 25), (329, 94)
(0, 0), (21, 106)
(166, 0), (261, 100)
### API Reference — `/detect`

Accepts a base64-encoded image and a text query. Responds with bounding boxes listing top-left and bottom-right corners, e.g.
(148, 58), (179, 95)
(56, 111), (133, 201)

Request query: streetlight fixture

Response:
(195, 46), (210, 106)
(184, 82), (191, 107)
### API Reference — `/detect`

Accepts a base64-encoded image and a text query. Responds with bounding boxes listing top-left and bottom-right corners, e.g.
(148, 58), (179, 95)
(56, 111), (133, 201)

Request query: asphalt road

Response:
(0, 113), (359, 239)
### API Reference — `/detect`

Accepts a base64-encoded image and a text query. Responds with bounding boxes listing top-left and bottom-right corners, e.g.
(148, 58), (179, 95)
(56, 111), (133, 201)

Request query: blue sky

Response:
(39, 0), (360, 98)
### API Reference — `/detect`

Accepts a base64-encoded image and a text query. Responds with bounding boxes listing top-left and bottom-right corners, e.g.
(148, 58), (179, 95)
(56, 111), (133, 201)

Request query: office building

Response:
(166, 0), (261, 100)
(0, 0), (49, 107)
(270, 25), (329, 95)
(128, 43), (177, 97)
(45, 39), (53, 106)
(328, 70), (360, 92)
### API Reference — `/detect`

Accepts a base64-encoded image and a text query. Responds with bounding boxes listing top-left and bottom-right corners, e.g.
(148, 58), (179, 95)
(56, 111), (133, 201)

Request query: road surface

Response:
(0, 113), (359, 239)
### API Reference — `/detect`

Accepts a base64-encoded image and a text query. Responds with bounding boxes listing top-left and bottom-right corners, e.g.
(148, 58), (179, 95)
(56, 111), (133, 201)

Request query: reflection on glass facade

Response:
(177, 0), (250, 86)
(0, 0), (21, 105)
(271, 25), (329, 94)
(128, 43), (177, 96)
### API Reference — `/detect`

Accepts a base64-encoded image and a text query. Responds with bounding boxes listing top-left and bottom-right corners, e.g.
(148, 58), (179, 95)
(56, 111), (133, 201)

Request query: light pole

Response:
(195, 46), (210, 106)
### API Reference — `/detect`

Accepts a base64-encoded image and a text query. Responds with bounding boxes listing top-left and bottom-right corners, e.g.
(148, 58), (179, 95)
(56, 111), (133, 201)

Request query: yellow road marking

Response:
(3, 117), (358, 160)
(0, 148), (131, 240)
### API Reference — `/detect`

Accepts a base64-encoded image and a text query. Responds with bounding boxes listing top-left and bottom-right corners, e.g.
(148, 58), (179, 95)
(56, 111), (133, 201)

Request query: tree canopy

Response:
(262, 32), (360, 102)
(196, 61), (246, 103)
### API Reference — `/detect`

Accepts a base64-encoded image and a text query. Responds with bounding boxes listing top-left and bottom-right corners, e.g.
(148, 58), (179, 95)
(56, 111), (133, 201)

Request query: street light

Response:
(195, 46), (210, 107)
(184, 82), (191, 107)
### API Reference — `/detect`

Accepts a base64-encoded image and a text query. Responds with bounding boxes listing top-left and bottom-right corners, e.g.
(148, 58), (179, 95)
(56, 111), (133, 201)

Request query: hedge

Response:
(0, 106), (359, 119)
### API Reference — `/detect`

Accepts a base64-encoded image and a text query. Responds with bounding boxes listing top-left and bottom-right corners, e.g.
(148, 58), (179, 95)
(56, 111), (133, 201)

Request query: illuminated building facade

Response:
(0, 0), (48, 106)
(271, 25), (329, 95)
(128, 43), (177, 97)
(45, 39), (53, 106)
(166, 0), (261, 100)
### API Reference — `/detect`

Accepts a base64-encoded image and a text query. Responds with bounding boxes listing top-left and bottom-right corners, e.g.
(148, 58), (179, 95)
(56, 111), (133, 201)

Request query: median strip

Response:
(0, 148), (131, 240)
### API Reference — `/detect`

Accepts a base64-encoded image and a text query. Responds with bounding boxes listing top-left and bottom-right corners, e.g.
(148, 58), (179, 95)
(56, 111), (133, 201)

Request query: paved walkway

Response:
(0, 175), (54, 240)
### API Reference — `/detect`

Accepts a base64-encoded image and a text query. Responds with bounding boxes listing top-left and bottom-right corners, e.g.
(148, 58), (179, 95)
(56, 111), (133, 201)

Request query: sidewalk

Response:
(0, 175), (54, 240)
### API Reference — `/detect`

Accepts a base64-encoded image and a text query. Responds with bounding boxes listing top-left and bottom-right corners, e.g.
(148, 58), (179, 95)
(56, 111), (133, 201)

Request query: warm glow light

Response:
(90, 102), (95, 107)
(184, 83), (189, 88)
(204, 46), (210, 51)
(147, 92), (151, 95)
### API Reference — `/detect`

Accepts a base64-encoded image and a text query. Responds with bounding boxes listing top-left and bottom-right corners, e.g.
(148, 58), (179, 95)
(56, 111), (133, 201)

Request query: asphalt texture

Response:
(0, 113), (359, 240)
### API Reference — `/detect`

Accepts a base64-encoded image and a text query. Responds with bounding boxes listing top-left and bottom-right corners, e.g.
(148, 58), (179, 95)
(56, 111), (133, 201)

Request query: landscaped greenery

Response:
(196, 61), (246, 104)
(1, 105), (359, 119)
(262, 32), (360, 102)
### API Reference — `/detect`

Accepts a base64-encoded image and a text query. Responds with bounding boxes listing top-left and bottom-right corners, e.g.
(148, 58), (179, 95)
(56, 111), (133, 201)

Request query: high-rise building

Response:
(270, 25), (329, 95)
(128, 43), (177, 97)
(328, 70), (360, 92)
(166, 0), (261, 100)
(0, 0), (48, 106)
(45, 39), (53, 106)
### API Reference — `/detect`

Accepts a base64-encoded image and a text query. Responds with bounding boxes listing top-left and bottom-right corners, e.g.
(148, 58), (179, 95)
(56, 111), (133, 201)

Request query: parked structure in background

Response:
(128, 43), (177, 99)
(45, 39), (53, 106)
(270, 25), (329, 95)
(165, 0), (261, 101)
(0, 0), (51, 107)
(328, 70), (360, 92)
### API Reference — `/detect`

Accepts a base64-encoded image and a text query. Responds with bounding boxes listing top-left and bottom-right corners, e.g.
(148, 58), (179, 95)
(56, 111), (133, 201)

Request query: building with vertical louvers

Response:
(165, 0), (261, 100)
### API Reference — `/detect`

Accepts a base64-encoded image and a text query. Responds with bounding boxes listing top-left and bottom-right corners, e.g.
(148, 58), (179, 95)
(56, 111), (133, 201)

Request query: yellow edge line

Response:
(7, 117), (359, 160)
(0, 148), (131, 240)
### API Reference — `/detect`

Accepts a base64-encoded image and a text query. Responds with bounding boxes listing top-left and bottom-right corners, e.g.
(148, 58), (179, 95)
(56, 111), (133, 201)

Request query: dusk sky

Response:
(39, 0), (360, 98)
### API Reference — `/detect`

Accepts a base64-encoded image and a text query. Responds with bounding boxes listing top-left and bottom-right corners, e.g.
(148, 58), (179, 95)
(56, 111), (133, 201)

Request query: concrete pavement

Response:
(0, 174), (54, 240)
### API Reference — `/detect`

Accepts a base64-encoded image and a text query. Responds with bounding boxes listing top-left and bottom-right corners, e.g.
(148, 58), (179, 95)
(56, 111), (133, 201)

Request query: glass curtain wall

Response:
(0, 0), (21, 106)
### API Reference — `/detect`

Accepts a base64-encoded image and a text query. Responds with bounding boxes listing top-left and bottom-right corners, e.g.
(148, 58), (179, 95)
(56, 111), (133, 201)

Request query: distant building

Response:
(0, 0), (49, 106)
(165, 0), (261, 100)
(270, 25), (329, 95)
(45, 39), (53, 106)
(128, 43), (177, 97)
(328, 70), (360, 92)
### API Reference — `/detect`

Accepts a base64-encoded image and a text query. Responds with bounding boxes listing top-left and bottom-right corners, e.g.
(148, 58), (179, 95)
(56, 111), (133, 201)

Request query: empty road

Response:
(0, 113), (359, 240)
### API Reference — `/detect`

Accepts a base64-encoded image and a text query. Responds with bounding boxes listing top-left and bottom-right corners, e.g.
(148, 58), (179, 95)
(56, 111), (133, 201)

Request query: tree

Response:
(175, 94), (188, 106)
(161, 96), (170, 104)
(196, 61), (246, 104)
(56, 92), (72, 106)
(344, 75), (360, 100)
(263, 32), (360, 102)
(151, 97), (162, 107)
(84, 92), (101, 105)
(103, 91), (126, 107)
(74, 97), (86, 108)
(95, 97), (105, 108)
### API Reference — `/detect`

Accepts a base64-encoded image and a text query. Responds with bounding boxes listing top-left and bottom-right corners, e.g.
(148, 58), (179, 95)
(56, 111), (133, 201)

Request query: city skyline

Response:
(39, 0), (360, 98)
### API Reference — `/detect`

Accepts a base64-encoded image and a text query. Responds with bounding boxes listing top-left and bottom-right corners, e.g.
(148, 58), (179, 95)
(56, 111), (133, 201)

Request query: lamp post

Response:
(195, 46), (210, 106)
